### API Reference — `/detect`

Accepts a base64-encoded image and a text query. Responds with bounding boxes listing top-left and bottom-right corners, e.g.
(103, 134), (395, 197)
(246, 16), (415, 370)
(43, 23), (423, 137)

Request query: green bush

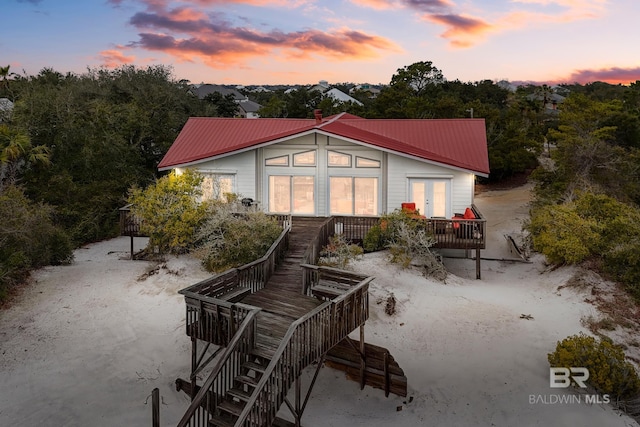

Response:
(0, 186), (73, 300)
(195, 209), (282, 272)
(528, 192), (640, 296)
(528, 203), (600, 264)
(548, 333), (640, 398)
(128, 169), (208, 254)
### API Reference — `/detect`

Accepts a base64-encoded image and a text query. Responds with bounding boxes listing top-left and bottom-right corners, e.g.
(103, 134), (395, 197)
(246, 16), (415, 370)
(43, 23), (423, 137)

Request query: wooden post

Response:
(130, 234), (134, 260)
(384, 352), (390, 397)
(476, 248), (481, 279)
(359, 325), (366, 390)
(190, 336), (197, 400)
(152, 388), (159, 427)
(295, 375), (301, 427)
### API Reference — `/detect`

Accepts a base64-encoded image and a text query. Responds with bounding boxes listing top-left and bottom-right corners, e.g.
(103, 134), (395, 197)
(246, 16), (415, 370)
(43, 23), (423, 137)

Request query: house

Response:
(350, 84), (381, 99)
(191, 84), (263, 118)
(158, 112), (489, 218)
(325, 88), (363, 106)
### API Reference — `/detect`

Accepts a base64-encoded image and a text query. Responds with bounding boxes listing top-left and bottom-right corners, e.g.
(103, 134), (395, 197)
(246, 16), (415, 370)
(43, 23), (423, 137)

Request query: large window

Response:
(201, 174), (234, 202)
(268, 175), (315, 214)
(330, 177), (378, 216)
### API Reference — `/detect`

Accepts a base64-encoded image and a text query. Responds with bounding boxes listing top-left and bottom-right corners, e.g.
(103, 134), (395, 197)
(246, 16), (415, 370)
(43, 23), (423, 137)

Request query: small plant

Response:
(548, 333), (640, 399)
(319, 233), (363, 269)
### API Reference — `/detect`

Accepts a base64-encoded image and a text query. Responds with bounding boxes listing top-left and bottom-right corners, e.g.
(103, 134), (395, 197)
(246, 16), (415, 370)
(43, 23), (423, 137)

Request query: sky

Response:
(2, 0), (640, 86)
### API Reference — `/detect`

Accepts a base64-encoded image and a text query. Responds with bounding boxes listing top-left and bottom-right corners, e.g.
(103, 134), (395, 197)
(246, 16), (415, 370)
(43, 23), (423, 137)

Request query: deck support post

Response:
(295, 375), (301, 427)
(359, 325), (366, 390)
(130, 234), (134, 260)
(284, 354), (326, 427)
(190, 336), (197, 400)
(476, 248), (481, 280)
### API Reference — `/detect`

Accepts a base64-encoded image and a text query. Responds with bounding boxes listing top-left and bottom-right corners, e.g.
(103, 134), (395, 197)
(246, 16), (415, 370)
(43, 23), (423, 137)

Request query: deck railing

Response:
(180, 293), (256, 346)
(334, 205), (486, 250)
(179, 216), (291, 300)
(300, 264), (370, 297)
(236, 275), (371, 427)
(300, 217), (336, 290)
(177, 308), (260, 427)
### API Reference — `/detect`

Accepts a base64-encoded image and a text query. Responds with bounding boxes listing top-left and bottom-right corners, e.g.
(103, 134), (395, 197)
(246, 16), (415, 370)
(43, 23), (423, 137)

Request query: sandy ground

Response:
(1, 184), (638, 426)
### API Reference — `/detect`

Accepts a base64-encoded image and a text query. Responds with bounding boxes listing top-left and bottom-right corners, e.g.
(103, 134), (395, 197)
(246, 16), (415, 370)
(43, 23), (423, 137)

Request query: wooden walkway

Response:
(241, 217), (327, 359)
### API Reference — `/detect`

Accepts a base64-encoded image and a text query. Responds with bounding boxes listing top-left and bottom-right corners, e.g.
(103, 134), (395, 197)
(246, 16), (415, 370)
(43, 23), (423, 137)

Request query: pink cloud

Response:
(99, 48), (136, 68)
(563, 66), (640, 85)
(118, 2), (400, 69)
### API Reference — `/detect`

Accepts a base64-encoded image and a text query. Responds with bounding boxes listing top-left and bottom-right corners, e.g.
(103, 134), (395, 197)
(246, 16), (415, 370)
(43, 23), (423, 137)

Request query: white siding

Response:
(184, 133), (476, 217)
(386, 153), (474, 215)
(193, 151), (256, 199)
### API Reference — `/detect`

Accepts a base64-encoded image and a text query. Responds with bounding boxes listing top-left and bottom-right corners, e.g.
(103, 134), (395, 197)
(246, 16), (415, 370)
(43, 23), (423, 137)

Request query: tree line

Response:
(2, 60), (640, 300)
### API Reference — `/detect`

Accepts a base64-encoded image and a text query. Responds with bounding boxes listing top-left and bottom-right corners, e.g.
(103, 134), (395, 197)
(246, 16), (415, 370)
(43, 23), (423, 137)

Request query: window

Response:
(268, 175), (315, 214)
(330, 177), (378, 216)
(265, 155), (289, 166)
(355, 156), (380, 168)
(293, 150), (316, 166)
(201, 174), (234, 202)
(328, 151), (351, 167)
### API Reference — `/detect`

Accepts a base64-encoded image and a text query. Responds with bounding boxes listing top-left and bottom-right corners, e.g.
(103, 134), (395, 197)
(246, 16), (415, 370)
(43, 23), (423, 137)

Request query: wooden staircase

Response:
(209, 356), (270, 427)
(176, 217), (373, 427)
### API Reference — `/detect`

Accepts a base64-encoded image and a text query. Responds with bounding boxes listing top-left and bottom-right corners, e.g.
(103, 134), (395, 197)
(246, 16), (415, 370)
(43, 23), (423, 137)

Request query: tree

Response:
(0, 124), (49, 191)
(11, 65), (207, 242)
(129, 169), (208, 254)
(203, 92), (239, 117)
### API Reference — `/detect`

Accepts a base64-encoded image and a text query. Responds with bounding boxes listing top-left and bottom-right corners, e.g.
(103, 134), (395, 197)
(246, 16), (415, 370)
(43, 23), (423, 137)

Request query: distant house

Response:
(350, 84), (381, 99)
(527, 91), (565, 112)
(325, 88), (363, 106)
(158, 112), (489, 218)
(191, 84), (263, 118)
(237, 99), (262, 119)
(309, 80), (330, 93)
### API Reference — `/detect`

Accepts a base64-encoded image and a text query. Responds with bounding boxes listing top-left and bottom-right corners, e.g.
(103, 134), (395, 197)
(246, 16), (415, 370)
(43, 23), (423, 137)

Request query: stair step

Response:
(208, 413), (236, 427)
(218, 399), (246, 417)
(243, 360), (266, 374)
(236, 375), (259, 387)
(251, 346), (276, 360)
(228, 387), (252, 402)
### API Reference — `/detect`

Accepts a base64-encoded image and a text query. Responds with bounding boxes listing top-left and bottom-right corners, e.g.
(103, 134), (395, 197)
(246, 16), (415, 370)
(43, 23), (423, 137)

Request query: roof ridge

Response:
(316, 111), (349, 128)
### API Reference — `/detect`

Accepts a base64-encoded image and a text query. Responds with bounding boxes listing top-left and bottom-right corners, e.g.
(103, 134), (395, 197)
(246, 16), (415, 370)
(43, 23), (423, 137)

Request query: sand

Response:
(1, 184), (638, 427)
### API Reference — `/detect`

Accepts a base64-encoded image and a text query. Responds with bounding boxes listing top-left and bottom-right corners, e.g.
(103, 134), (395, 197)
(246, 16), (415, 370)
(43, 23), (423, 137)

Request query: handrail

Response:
(236, 274), (371, 426)
(178, 218), (291, 298)
(177, 307), (261, 427)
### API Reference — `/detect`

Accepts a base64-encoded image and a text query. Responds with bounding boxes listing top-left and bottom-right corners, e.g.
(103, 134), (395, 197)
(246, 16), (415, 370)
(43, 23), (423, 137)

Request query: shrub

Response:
(195, 208), (282, 272)
(0, 186), (73, 300)
(363, 209), (446, 279)
(128, 169), (208, 254)
(319, 234), (363, 269)
(548, 333), (640, 399)
(528, 203), (600, 264)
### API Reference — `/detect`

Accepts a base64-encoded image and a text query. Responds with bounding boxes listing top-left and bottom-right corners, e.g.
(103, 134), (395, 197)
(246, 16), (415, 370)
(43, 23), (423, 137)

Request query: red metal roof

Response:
(158, 113), (489, 175)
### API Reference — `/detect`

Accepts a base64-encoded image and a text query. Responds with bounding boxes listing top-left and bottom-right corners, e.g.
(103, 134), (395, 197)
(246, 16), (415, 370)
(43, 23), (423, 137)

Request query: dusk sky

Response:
(3, 0), (640, 86)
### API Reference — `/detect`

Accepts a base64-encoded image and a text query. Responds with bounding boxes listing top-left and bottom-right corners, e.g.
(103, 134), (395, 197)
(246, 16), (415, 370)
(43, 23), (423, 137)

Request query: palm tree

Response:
(0, 125), (50, 190)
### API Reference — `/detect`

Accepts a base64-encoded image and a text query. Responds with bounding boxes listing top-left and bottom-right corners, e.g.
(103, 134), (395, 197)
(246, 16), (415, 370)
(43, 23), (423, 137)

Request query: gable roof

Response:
(158, 113), (489, 176)
(192, 84), (245, 101)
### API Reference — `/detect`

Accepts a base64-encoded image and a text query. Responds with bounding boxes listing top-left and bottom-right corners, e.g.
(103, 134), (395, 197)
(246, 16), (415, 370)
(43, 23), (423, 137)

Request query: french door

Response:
(409, 179), (450, 218)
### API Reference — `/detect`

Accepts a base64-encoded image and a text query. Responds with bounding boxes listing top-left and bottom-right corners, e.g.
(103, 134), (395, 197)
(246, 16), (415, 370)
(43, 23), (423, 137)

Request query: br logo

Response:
(549, 367), (589, 388)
